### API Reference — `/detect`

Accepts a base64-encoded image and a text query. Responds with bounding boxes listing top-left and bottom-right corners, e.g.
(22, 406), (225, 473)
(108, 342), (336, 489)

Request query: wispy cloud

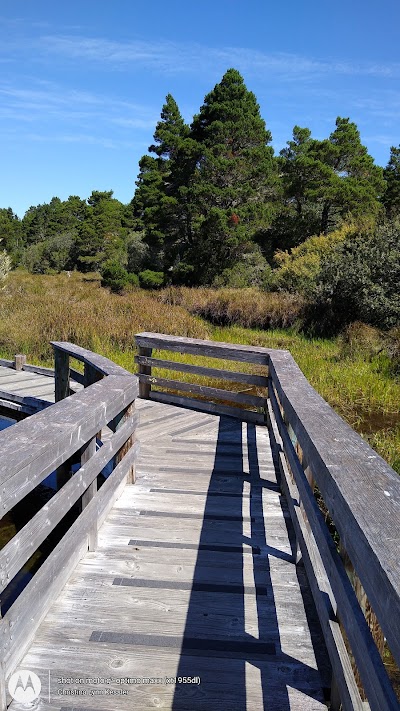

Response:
(0, 80), (157, 132)
(36, 34), (400, 81)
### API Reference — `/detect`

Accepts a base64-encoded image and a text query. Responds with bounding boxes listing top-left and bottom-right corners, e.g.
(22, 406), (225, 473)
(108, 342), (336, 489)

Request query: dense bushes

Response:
(270, 224), (357, 295)
(101, 262), (164, 293)
(138, 270), (164, 289)
(307, 222), (400, 333)
(100, 261), (139, 293)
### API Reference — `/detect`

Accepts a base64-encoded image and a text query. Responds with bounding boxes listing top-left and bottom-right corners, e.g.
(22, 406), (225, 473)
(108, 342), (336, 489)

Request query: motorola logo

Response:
(8, 669), (41, 702)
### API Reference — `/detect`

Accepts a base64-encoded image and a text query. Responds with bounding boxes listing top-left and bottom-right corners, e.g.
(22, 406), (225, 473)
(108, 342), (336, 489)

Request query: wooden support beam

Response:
(54, 348), (70, 402)
(81, 436), (97, 551)
(138, 347), (152, 399)
(13, 354), (26, 371)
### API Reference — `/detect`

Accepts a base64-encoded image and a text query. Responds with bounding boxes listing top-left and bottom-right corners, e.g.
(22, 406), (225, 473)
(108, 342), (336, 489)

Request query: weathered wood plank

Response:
(51, 341), (132, 377)
(0, 441), (139, 676)
(0, 413), (139, 592)
(13, 354), (26, 371)
(0, 389), (51, 410)
(268, 385), (399, 711)
(0, 375), (138, 514)
(139, 373), (266, 409)
(138, 346), (152, 398)
(54, 347), (69, 401)
(135, 355), (269, 387)
(149, 390), (265, 424)
(135, 332), (279, 364)
(267, 399), (365, 711)
(268, 350), (400, 669)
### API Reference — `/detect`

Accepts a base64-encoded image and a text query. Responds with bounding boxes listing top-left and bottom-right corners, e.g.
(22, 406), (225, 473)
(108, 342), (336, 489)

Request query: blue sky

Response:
(1, 0), (399, 217)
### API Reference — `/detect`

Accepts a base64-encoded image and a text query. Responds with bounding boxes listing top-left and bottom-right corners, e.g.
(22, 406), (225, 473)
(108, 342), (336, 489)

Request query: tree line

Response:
(0, 68), (399, 322)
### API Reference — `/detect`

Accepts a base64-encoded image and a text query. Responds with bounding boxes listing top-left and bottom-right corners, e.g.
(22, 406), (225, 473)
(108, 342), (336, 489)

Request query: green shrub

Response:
(308, 221), (400, 333)
(338, 322), (384, 360)
(125, 272), (139, 287)
(139, 270), (164, 289)
(21, 232), (74, 274)
(213, 248), (271, 289)
(100, 260), (129, 293)
(270, 224), (356, 295)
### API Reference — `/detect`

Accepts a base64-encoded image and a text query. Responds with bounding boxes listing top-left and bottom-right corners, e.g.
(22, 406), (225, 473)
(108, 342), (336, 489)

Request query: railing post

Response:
(14, 353), (26, 371)
(138, 346), (152, 399)
(80, 361), (103, 551)
(54, 347), (72, 488)
(81, 436), (97, 551)
(54, 348), (70, 402)
(111, 402), (136, 484)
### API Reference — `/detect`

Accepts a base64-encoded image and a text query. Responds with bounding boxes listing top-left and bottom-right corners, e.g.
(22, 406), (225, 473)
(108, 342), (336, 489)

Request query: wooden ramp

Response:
(8, 399), (330, 711)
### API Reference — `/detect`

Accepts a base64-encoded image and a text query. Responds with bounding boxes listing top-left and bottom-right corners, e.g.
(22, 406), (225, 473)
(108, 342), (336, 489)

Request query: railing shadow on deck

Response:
(136, 332), (400, 711)
(172, 416), (328, 710)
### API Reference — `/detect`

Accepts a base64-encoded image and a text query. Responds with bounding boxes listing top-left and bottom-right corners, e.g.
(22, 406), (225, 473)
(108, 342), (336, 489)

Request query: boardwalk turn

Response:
(8, 399), (330, 711)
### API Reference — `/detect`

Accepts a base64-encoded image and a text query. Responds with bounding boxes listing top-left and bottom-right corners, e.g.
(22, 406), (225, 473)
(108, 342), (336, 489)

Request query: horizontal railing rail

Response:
(134, 332), (400, 711)
(135, 332), (272, 424)
(0, 344), (139, 710)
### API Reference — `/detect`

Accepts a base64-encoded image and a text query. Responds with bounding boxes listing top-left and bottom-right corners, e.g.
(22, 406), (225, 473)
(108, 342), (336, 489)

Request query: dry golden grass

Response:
(0, 271), (210, 364)
(158, 286), (305, 329)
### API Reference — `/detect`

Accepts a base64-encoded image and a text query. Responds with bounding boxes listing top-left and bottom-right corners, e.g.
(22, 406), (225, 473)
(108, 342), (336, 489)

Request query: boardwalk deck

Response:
(0, 364), (55, 402)
(7, 398), (330, 711)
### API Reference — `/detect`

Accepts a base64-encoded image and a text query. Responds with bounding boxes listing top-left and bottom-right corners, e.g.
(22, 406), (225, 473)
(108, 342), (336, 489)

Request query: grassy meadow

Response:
(0, 270), (399, 473)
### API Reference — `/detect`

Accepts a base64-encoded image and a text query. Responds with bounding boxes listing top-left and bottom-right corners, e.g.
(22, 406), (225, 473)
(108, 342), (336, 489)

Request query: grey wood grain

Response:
(135, 331), (279, 364)
(0, 412), (139, 593)
(0, 375), (138, 514)
(268, 386), (399, 711)
(267, 399), (364, 711)
(268, 348), (400, 670)
(51, 341), (132, 377)
(1, 441), (139, 676)
(135, 355), (269, 387)
(139, 374), (266, 408)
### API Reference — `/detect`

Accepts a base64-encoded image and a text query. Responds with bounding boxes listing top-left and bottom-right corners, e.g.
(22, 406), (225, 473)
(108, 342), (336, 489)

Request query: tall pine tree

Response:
(188, 69), (277, 282)
(131, 94), (191, 271)
(382, 145), (400, 219)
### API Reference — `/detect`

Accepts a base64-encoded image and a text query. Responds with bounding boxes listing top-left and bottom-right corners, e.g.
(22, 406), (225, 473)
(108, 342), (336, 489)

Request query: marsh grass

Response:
(1, 271), (398, 472)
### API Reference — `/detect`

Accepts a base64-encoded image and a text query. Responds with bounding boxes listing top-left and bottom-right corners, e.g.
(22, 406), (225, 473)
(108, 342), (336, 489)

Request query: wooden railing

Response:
(135, 332), (400, 711)
(0, 343), (139, 710)
(135, 331), (270, 424)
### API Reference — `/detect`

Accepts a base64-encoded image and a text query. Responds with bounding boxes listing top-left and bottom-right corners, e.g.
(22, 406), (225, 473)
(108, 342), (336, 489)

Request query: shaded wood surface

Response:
(7, 399), (330, 711)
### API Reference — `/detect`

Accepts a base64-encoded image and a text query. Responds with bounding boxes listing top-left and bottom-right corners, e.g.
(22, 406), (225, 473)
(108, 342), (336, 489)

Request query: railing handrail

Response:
(0, 345), (139, 703)
(268, 350), (400, 663)
(51, 341), (132, 377)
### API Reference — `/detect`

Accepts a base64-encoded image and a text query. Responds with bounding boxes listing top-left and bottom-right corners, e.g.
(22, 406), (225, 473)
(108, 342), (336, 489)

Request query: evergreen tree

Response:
(274, 118), (385, 250)
(73, 191), (130, 271)
(0, 208), (22, 264)
(131, 94), (191, 271)
(382, 145), (400, 219)
(309, 118), (385, 233)
(188, 68), (277, 283)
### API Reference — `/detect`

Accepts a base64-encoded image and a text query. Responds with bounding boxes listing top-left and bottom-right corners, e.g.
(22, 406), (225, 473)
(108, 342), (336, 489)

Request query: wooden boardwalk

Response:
(7, 398), (330, 711)
(0, 364), (55, 403)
